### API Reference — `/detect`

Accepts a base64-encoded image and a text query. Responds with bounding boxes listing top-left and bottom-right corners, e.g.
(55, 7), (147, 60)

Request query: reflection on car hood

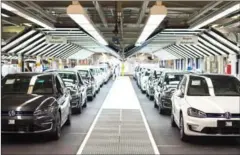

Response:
(185, 96), (240, 113)
(1, 94), (52, 111)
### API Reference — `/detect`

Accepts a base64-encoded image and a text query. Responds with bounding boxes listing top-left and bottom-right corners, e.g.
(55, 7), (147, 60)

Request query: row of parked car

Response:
(134, 66), (240, 141)
(1, 65), (112, 140)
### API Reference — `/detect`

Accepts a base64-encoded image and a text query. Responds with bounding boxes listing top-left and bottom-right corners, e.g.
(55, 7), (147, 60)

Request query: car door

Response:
(56, 75), (69, 125)
(173, 76), (187, 124)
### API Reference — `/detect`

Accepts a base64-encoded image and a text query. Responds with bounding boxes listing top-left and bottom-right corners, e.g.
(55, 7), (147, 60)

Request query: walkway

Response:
(76, 76), (159, 154)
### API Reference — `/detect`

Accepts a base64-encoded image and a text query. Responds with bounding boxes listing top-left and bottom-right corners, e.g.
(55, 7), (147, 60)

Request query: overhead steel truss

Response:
(1, 27), (118, 59)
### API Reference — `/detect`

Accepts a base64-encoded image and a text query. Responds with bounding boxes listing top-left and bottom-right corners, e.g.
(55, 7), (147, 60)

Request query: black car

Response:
(77, 69), (97, 101)
(57, 69), (87, 114)
(1, 72), (71, 140)
(154, 72), (185, 114)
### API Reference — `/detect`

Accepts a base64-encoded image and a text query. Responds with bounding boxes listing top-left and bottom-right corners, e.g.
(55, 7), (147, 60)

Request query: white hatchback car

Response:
(171, 74), (240, 141)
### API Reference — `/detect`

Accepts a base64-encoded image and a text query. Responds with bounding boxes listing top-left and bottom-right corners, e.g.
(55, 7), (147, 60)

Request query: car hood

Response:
(185, 96), (240, 113)
(1, 94), (52, 112)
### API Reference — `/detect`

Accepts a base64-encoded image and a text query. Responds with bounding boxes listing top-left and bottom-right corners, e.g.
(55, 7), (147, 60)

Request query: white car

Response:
(140, 70), (151, 93)
(171, 74), (240, 141)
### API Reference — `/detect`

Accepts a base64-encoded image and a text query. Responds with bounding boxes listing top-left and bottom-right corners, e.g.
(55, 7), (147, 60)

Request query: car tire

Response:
(83, 99), (87, 108)
(88, 96), (93, 101)
(150, 96), (154, 101)
(65, 109), (71, 126)
(51, 111), (61, 140)
(179, 114), (189, 142)
(171, 113), (177, 127)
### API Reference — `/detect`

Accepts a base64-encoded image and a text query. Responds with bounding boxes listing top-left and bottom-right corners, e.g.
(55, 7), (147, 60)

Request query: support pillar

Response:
(35, 56), (42, 72)
(59, 59), (63, 69)
(18, 54), (24, 72)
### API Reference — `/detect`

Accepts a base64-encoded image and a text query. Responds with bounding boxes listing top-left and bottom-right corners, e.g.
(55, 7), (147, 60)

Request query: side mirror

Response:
(176, 90), (184, 98)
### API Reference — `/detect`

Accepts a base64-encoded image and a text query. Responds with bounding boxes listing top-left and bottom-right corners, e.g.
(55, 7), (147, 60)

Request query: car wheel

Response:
(88, 96), (93, 101)
(179, 114), (189, 142)
(171, 112), (177, 127)
(65, 109), (71, 126)
(150, 96), (154, 101)
(51, 111), (61, 140)
(83, 99), (87, 108)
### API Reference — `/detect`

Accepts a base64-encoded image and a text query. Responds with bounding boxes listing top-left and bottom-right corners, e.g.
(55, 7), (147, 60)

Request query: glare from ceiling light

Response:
(67, 2), (108, 45)
(135, 2), (167, 46)
(191, 3), (240, 29)
(231, 14), (240, 19)
(24, 23), (32, 27)
(1, 2), (54, 29)
(211, 24), (219, 28)
(1, 13), (10, 18)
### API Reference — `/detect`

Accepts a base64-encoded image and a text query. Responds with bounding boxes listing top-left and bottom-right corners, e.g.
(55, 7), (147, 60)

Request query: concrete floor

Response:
(2, 77), (240, 155)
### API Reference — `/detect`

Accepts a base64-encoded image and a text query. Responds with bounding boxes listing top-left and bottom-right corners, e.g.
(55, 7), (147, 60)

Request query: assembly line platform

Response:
(77, 77), (159, 154)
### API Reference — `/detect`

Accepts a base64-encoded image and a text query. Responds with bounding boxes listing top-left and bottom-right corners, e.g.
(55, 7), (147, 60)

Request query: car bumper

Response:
(160, 97), (172, 110)
(184, 116), (240, 136)
(2, 116), (54, 134)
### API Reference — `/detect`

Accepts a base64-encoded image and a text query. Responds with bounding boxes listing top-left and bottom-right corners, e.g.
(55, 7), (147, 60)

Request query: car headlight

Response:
(187, 108), (206, 118)
(34, 106), (55, 117)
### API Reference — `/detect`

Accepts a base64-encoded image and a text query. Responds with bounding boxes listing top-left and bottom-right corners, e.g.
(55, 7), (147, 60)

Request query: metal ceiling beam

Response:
(137, 1), (149, 25)
(21, 1), (57, 23)
(190, 2), (238, 29)
(188, 1), (223, 24)
(93, 1), (108, 27)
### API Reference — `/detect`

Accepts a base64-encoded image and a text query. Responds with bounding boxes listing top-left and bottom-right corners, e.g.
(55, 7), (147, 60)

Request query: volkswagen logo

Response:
(225, 112), (231, 119)
(8, 110), (16, 117)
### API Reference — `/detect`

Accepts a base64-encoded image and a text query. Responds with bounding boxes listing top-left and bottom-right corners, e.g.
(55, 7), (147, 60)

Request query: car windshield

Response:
(78, 70), (89, 79)
(165, 73), (184, 84)
(2, 75), (53, 94)
(206, 75), (240, 96)
(58, 72), (77, 84)
(187, 76), (210, 96)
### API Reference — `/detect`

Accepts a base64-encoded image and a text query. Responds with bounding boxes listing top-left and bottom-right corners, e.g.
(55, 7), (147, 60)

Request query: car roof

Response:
(5, 72), (56, 77)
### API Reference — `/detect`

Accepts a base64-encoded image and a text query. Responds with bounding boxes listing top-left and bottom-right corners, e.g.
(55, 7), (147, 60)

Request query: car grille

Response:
(201, 127), (240, 134)
(1, 111), (33, 116)
(206, 113), (240, 118)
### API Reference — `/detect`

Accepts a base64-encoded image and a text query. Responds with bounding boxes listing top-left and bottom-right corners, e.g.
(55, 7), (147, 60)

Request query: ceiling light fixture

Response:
(135, 1), (167, 46)
(23, 23), (32, 27)
(67, 1), (108, 45)
(1, 2), (54, 29)
(1, 13), (10, 18)
(191, 3), (240, 30)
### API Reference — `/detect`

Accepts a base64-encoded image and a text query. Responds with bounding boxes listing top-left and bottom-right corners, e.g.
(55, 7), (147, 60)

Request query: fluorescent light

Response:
(202, 34), (236, 54)
(8, 33), (43, 54)
(18, 37), (45, 54)
(135, 3), (167, 46)
(231, 14), (240, 19)
(1, 13), (10, 18)
(1, 2), (54, 29)
(67, 2), (108, 45)
(24, 23), (32, 27)
(192, 3), (240, 29)
(2, 30), (36, 52)
(211, 24), (219, 28)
